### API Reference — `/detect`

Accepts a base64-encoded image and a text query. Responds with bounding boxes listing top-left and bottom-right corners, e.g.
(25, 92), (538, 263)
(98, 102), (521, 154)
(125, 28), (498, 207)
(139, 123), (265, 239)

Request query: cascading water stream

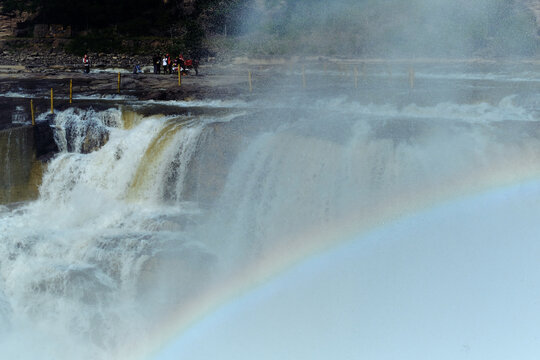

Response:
(0, 92), (539, 359)
(199, 106), (540, 270)
(0, 107), (215, 359)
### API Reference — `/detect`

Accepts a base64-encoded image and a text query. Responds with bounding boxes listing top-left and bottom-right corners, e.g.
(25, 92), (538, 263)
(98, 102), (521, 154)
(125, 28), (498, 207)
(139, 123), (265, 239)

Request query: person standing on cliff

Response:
(166, 54), (172, 74)
(178, 54), (185, 74)
(162, 55), (168, 75)
(83, 54), (90, 74)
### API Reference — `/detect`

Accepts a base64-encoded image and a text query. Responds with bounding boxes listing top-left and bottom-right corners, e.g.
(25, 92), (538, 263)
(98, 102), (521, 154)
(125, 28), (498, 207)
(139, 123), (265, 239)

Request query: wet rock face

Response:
(34, 116), (59, 160)
(62, 113), (111, 154)
(0, 126), (43, 203)
(81, 131), (109, 154)
(0, 9), (34, 39)
(66, 124), (109, 154)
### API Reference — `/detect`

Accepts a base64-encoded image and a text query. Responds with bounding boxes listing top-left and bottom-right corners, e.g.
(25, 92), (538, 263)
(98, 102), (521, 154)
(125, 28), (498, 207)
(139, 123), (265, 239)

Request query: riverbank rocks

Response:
(0, 39), (153, 73)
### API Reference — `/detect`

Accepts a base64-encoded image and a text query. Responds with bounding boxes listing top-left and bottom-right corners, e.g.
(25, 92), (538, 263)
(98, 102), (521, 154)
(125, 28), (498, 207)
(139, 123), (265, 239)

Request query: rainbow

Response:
(124, 150), (540, 360)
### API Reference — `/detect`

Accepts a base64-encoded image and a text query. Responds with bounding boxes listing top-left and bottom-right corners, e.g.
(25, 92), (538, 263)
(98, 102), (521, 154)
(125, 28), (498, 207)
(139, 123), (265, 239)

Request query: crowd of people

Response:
(152, 53), (199, 76)
(81, 53), (200, 76)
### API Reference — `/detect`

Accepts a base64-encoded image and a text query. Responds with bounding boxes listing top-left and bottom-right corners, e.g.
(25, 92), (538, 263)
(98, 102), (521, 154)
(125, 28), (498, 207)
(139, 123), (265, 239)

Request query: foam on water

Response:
(310, 95), (535, 122)
(72, 94), (137, 101)
(136, 98), (250, 109)
(0, 91), (32, 98)
(0, 91), (136, 102)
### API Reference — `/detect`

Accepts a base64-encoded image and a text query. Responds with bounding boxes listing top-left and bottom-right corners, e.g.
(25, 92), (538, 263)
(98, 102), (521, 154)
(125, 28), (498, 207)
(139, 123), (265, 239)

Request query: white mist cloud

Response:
(155, 179), (540, 360)
(232, 0), (538, 56)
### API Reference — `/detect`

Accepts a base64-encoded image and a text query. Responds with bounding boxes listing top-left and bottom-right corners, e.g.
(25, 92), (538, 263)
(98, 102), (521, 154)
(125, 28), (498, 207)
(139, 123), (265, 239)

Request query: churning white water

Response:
(1, 82), (540, 359)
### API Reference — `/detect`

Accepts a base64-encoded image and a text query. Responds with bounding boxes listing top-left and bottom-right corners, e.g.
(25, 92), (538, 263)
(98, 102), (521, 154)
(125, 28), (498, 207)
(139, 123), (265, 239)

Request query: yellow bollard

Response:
(30, 99), (35, 126)
(248, 70), (252, 93)
(50, 88), (54, 114)
(69, 79), (72, 104)
(302, 65), (306, 89)
(117, 72), (121, 93)
(178, 69), (181, 86)
(409, 66), (415, 89)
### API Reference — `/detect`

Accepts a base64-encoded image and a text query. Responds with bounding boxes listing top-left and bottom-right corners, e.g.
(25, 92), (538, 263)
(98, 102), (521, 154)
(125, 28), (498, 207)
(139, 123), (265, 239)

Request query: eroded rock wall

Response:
(0, 119), (57, 204)
(0, 126), (41, 203)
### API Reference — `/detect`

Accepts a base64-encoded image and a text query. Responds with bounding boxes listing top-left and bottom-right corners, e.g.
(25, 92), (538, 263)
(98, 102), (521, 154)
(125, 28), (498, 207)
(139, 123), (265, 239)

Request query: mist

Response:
(156, 178), (540, 360)
(232, 0), (539, 57)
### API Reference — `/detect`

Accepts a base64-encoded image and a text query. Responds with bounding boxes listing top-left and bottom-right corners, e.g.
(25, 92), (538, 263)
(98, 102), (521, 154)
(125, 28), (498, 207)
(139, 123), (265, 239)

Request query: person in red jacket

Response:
(166, 54), (172, 74)
(83, 54), (90, 74)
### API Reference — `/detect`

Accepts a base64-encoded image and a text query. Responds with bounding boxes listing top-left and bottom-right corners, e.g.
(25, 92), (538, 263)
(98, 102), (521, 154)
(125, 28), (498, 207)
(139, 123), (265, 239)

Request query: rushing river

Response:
(1, 64), (540, 359)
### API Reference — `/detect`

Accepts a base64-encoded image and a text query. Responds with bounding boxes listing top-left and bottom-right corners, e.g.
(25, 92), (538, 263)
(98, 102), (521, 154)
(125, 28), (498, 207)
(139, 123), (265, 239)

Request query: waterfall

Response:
(0, 107), (214, 359)
(0, 92), (539, 359)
